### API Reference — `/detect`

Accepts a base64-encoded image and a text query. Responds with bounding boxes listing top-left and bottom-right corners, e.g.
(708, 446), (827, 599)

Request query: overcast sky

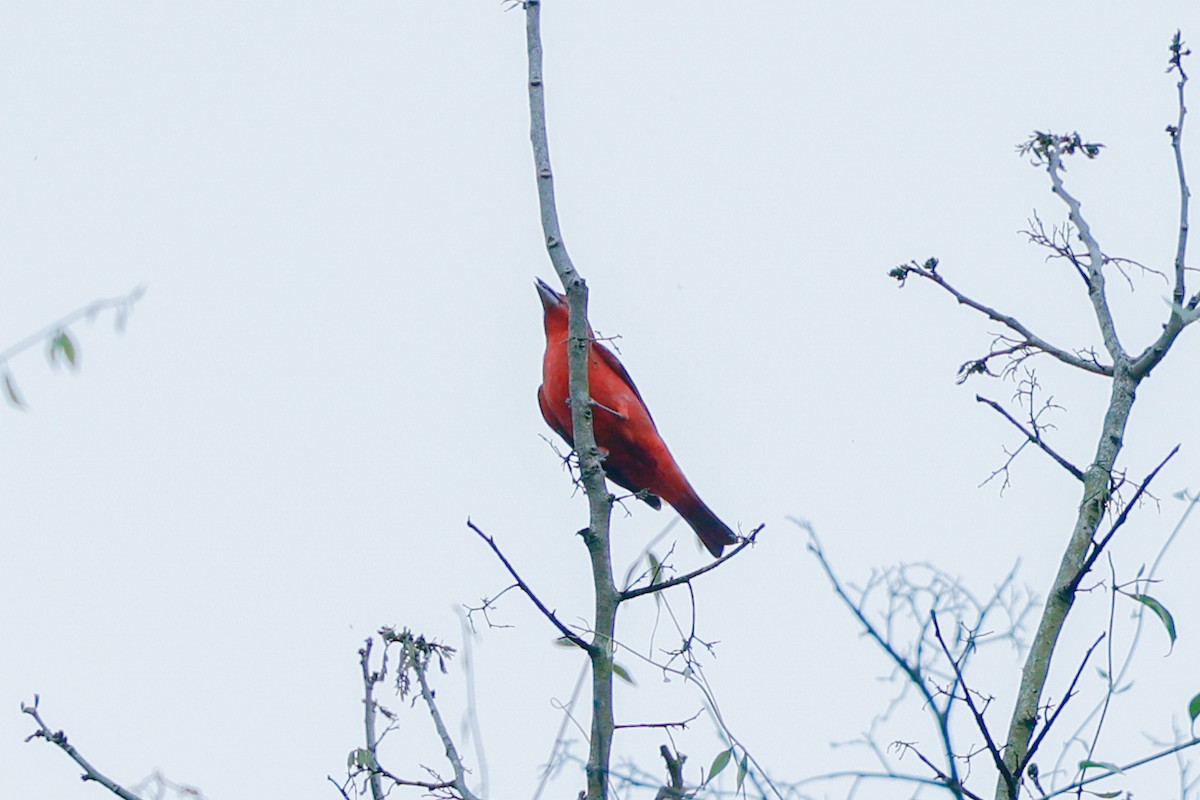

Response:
(4, 2), (1200, 799)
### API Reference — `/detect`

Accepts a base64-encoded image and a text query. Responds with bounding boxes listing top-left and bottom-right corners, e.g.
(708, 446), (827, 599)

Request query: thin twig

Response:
(976, 395), (1084, 481)
(891, 259), (1112, 376)
(930, 613), (1011, 785)
(621, 525), (762, 601)
(895, 742), (985, 800)
(1082, 444), (1180, 575)
(1022, 634), (1104, 769)
(615, 710), (702, 731)
(807, 532), (965, 797)
(1032, 738), (1200, 799)
(328, 775), (355, 800)
(467, 519), (590, 651)
(0, 286), (144, 365)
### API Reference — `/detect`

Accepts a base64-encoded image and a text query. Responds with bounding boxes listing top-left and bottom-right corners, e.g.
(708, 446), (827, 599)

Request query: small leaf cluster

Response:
(888, 257), (939, 286)
(1168, 30), (1191, 75)
(1018, 131), (1104, 164)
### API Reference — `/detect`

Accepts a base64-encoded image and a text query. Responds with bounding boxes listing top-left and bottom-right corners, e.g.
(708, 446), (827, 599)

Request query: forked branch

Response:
(889, 258), (1112, 377)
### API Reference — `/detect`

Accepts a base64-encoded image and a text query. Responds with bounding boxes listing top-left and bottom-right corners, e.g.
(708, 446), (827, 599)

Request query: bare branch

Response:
(466, 519), (590, 651)
(1021, 212), (1089, 284)
(620, 525), (763, 601)
(889, 258), (1112, 376)
(807, 532), (967, 797)
(615, 710), (702, 731)
(930, 613), (1011, 785)
(893, 741), (984, 800)
(653, 746), (687, 800)
(21, 697), (143, 800)
(463, 584), (520, 632)
(1021, 634), (1104, 768)
(356, 638), (387, 800)
(1036, 137), (1125, 361)
(975, 395), (1084, 481)
(1021, 212), (1167, 291)
(1168, 31), (1193, 311)
(957, 338), (1036, 384)
(1130, 33), (1200, 378)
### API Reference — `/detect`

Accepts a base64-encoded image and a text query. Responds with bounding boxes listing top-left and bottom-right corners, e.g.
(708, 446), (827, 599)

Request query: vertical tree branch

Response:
(995, 360), (1137, 798)
(524, 3), (617, 798)
(359, 639), (385, 800)
(996, 56), (1195, 795)
(1169, 32), (1191, 312)
(1131, 33), (1199, 377)
(1042, 147), (1124, 360)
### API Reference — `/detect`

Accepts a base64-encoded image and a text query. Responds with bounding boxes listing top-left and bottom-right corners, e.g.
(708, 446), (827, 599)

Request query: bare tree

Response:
(805, 30), (1200, 800)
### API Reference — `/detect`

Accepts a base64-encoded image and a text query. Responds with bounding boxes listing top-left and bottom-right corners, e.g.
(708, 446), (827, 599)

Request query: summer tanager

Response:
(536, 278), (737, 557)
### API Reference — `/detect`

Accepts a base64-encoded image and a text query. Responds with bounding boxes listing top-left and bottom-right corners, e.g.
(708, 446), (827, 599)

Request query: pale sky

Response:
(4, 3), (1200, 799)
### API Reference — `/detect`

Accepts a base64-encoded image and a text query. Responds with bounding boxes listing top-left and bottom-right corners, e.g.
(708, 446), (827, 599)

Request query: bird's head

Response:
(535, 277), (569, 334)
(535, 276), (565, 311)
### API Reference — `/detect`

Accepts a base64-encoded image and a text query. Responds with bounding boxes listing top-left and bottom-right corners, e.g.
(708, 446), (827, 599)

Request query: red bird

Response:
(536, 278), (737, 557)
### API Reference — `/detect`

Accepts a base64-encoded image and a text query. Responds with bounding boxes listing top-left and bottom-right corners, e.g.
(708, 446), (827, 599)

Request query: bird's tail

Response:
(674, 495), (738, 558)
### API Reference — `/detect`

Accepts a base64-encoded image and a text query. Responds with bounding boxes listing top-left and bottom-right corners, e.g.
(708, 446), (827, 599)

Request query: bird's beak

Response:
(535, 277), (564, 310)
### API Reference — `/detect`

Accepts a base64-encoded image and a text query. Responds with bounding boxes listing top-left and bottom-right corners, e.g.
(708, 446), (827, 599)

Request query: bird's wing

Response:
(537, 385), (574, 446)
(593, 342), (655, 425)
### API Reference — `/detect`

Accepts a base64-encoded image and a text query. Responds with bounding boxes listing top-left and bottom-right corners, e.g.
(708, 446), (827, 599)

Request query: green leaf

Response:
(648, 552), (663, 586)
(1188, 692), (1200, 724)
(1079, 760), (1123, 775)
(736, 754), (748, 790)
(612, 661), (635, 685)
(1130, 593), (1176, 650)
(49, 331), (79, 370)
(1094, 792), (1122, 799)
(347, 748), (376, 769)
(708, 748), (733, 782)
(2, 370), (26, 408)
